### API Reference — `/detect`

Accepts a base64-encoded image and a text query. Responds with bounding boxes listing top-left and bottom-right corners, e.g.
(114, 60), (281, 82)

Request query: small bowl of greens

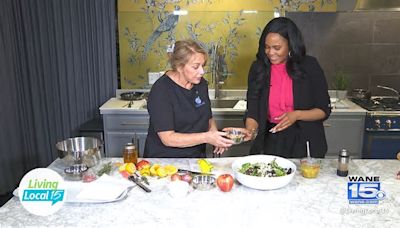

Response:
(232, 155), (296, 190)
(226, 129), (245, 144)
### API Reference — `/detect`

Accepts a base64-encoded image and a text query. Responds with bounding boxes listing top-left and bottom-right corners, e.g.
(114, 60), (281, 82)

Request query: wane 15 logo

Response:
(347, 176), (386, 204)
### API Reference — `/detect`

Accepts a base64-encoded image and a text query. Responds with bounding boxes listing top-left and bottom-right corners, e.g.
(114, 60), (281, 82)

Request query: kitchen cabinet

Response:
(102, 114), (148, 157)
(324, 114), (365, 158)
(207, 112), (251, 157)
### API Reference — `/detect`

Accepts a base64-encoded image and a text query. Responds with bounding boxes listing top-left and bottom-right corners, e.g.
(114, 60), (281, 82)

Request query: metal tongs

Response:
(128, 173), (151, 193)
(177, 169), (215, 176)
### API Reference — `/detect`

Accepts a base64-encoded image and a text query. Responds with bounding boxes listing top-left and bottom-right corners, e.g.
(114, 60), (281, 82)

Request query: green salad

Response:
(238, 159), (292, 177)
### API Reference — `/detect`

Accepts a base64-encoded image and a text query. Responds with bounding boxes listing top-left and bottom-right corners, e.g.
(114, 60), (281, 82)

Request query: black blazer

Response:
(246, 55), (331, 158)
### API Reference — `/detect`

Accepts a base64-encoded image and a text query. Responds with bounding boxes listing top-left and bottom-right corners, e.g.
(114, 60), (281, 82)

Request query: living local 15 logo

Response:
(347, 176), (386, 204)
(18, 168), (66, 216)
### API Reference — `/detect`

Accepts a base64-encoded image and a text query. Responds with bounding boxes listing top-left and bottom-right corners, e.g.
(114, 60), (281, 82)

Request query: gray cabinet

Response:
(324, 114), (365, 158)
(103, 114), (149, 157)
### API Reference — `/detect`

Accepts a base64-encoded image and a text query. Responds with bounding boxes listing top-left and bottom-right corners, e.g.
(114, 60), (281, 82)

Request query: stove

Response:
(350, 97), (400, 112)
(350, 97), (400, 159)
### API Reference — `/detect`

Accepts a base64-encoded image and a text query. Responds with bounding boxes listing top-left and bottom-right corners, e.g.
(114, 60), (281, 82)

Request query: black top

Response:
(246, 56), (331, 158)
(144, 74), (212, 158)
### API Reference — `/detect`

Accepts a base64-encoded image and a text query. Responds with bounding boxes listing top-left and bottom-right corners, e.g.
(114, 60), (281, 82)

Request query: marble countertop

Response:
(99, 97), (366, 115)
(1, 158), (399, 227)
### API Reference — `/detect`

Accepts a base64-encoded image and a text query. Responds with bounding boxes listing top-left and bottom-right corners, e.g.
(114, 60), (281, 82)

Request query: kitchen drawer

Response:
(103, 114), (149, 131)
(324, 115), (365, 158)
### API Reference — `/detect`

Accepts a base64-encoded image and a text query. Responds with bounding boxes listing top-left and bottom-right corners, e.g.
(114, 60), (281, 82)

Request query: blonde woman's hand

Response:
(222, 127), (254, 142)
(207, 130), (234, 148)
(213, 146), (228, 155)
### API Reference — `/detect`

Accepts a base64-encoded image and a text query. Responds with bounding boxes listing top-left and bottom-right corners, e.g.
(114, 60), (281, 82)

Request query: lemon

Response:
(140, 167), (150, 176)
(198, 159), (213, 173)
(150, 164), (161, 176)
(156, 167), (168, 178)
(164, 165), (178, 175)
(118, 163), (127, 173)
(125, 163), (136, 174)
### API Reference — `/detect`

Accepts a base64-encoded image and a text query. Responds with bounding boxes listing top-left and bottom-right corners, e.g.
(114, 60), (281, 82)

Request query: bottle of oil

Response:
(123, 142), (138, 164)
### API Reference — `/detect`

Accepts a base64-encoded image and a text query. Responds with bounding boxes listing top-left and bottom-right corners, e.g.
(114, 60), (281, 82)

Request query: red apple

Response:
(170, 174), (182, 181)
(136, 160), (150, 171)
(216, 174), (234, 192)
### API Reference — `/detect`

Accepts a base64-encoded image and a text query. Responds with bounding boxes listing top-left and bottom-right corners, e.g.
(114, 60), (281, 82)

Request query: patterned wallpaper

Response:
(118, 0), (336, 89)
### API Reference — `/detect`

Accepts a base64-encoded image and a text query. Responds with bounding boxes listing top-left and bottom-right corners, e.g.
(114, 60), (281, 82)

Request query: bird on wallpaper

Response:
(142, 5), (180, 60)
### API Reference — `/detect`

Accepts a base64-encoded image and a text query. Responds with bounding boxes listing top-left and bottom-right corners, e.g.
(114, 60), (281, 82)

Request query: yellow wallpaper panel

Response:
(118, 0), (336, 89)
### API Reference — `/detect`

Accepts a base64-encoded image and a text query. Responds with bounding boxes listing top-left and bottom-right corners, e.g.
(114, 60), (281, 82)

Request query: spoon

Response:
(306, 141), (311, 161)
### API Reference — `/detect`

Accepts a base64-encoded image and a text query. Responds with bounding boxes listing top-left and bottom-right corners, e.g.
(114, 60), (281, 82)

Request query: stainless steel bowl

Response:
(64, 164), (88, 181)
(192, 175), (216, 191)
(56, 137), (103, 168)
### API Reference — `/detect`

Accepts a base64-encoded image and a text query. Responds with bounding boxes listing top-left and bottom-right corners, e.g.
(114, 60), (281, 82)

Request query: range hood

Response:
(354, 0), (400, 11)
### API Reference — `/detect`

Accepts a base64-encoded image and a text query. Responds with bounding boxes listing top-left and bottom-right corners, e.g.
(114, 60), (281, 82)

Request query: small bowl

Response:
(64, 164), (89, 181)
(168, 180), (190, 198)
(192, 175), (216, 191)
(300, 158), (321, 178)
(226, 130), (245, 144)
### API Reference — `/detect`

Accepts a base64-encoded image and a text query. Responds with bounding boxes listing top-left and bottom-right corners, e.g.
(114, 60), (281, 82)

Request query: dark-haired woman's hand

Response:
(269, 111), (299, 133)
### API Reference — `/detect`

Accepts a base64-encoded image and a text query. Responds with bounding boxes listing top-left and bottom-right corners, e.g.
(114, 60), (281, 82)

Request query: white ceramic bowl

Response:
(168, 180), (189, 198)
(232, 155), (296, 190)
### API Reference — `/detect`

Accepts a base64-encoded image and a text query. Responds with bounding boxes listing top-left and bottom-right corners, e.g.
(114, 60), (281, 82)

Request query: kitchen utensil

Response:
(232, 155), (296, 190)
(128, 175), (151, 193)
(120, 92), (146, 101)
(350, 89), (371, 100)
(64, 164), (89, 181)
(177, 169), (214, 176)
(56, 137), (103, 168)
(306, 141), (311, 160)
(192, 175), (216, 191)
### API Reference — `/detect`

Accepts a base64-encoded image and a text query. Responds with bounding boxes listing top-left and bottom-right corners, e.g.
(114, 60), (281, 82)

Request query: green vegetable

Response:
(97, 162), (112, 176)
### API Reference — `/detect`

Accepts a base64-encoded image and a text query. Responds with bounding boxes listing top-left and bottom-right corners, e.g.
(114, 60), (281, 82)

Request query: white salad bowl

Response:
(232, 155), (296, 190)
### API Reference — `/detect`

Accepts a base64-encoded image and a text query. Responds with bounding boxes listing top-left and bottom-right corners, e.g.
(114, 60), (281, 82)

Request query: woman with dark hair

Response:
(238, 17), (331, 158)
(144, 39), (233, 158)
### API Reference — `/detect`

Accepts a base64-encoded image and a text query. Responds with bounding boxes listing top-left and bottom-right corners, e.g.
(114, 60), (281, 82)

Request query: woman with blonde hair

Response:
(144, 39), (234, 158)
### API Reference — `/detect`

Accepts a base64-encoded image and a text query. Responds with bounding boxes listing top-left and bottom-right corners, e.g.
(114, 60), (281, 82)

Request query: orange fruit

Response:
(150, 164), (161, 176)
(164, 165), (178, 175)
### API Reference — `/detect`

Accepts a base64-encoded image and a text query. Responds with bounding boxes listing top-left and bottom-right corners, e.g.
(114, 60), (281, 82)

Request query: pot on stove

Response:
(350, 89), (371, 100)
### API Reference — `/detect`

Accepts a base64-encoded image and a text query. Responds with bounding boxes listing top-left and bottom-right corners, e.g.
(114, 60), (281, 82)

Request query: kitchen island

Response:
(1, 158), (399, 227)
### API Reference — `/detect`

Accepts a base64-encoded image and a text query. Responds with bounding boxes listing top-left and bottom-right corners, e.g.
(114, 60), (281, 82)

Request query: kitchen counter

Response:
(99, 97), (366, 115)
(1, 158), (399, 227)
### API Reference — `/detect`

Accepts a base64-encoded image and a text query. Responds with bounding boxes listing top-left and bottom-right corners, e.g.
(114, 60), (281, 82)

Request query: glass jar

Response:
(123, 143), (138, 164)
(337, 149), (349, 177)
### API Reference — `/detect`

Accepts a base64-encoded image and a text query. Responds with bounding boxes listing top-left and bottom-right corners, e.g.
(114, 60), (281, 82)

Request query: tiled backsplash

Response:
(288, 12), (400, 97)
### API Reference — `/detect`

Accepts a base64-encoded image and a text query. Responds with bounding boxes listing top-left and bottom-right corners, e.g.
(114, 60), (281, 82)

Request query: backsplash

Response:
(287, 11), (400, 96)
(118, 0), (336, 89)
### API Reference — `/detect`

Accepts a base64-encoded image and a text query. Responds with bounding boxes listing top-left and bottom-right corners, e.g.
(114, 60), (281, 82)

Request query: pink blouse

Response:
(268, 63), (294, 123)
